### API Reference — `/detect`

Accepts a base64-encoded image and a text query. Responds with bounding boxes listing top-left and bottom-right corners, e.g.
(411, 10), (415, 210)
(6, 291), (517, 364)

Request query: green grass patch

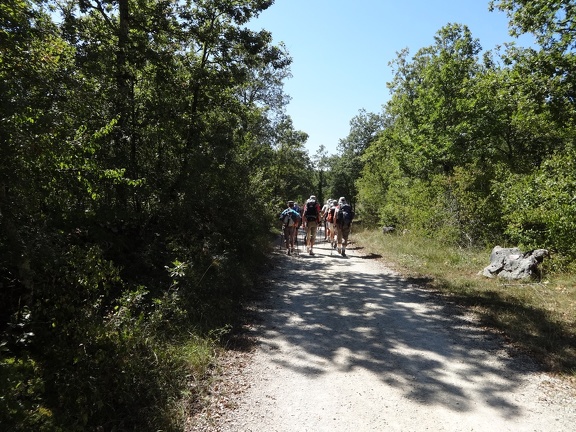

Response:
(354, 228), (576, 377)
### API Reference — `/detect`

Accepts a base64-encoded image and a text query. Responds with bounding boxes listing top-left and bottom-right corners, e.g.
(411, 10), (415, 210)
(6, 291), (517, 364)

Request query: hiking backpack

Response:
(327, 206), (336, 223)
(336, 204), (354, 227)
(305, 201), (318, 221)
(280, 209), (299, 226)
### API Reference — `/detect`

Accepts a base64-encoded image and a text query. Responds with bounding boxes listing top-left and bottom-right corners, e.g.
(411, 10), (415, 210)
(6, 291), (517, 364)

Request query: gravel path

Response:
(188, 232), (576, 431)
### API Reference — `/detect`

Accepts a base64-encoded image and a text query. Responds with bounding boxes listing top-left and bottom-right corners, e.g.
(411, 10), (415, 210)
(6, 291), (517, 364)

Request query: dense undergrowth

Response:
(0, 226), (273, 431)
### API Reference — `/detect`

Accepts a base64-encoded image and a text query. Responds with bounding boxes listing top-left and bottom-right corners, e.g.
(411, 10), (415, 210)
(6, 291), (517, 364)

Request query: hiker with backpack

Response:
(302, 195), (322, 255)
(279, 200), (301, 255)
(326, 199), (338, 248)
(334, 196), (355, 257)
(321, 199), (332, 241)
(293, 202), (302, 219)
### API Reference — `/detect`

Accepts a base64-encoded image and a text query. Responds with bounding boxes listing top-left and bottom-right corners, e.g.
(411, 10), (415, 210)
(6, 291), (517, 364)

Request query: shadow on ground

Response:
(237, 227), (548, 421)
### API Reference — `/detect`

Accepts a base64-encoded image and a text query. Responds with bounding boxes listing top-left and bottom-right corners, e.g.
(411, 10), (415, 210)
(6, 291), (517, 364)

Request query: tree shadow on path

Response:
(248, 240), (546, 420)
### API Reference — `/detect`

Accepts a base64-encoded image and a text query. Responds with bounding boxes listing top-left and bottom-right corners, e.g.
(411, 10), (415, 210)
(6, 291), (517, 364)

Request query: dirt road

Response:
(190, 233), (576, 431)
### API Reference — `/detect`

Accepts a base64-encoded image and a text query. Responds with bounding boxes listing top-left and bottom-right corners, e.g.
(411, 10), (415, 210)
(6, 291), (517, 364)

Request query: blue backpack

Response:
(280, 208), (299, 226)
(337, 204), (354, 227)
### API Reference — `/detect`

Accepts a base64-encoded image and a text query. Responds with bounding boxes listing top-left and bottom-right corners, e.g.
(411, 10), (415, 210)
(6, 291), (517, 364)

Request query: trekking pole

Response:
(295, 230), (300, 256)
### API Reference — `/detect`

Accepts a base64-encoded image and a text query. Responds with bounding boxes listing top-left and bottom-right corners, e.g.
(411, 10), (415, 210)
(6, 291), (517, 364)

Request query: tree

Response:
(387, 24), (483, 177)
(490, 0), (576, 127)
(311, 145), (329, 204)
(490, 0), (576, 52)
(332, 109), (384, 208)
(356, 115), (400, 226)
(272, 116), (312, 203)
(0, 0), (78, 325)
(1, 0), (299, 429)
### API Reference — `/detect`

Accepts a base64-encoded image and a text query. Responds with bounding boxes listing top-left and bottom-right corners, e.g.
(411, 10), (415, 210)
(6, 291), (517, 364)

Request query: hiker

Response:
(334, 196), (355, 257)
(279, 200), (301, 255)
(326, 199), (338, 248)
(321, 199), (332, 240)
(302, 195), (322, 255)
(293, 201), (302, 218)
(293, 202), (303, 229)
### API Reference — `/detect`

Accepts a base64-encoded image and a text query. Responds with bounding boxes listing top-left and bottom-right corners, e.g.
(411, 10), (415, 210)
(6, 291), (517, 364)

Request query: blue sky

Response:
(249, 0), (534, 157)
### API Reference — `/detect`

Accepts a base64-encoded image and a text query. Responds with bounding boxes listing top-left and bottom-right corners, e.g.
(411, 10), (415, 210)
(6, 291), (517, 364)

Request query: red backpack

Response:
(327, 206), (336, 223)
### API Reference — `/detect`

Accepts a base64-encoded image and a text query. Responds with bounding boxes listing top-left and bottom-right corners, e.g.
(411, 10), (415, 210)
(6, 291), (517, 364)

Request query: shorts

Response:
(306, 220), (318, 242)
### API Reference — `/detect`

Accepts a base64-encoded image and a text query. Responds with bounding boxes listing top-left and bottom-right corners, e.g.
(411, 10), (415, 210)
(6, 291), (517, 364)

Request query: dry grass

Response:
(354, 228), (576, 377)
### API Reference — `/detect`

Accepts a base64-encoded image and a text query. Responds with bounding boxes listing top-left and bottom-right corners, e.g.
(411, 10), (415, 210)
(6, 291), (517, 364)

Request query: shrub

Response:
(497, 149), (576, 266)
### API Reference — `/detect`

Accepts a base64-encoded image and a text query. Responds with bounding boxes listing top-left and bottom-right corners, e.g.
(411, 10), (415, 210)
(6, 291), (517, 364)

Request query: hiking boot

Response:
(341, 250), (346, 257)
(309, 249), (314, 255)
(287, 249), (291, 255)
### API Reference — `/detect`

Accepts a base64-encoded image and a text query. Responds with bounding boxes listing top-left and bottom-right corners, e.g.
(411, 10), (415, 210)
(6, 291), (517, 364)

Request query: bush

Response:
(497, 149), (576, 266)
(0, 242), (224, 431)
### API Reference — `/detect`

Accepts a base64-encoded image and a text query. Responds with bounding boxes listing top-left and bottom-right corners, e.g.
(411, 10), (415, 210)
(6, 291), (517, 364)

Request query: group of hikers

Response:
(279, 195), (355, 257)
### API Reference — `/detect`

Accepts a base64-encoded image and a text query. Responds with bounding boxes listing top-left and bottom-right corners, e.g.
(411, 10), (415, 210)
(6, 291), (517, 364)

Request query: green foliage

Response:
(445, 164), (505, 246)
(490, 0), (576, 52)
(356, 17), (576, 263)
(331, 110), (384, 208)
(497, 147), (576, 265)
(362, 157), (505, 247)
(1, 0), (302, 430)
(269, 116), (313, 203)
(1, 245), (190, 431)
(0, 355), (54, 432)
(378, 175), (462, 245)
(356, 125), (401, 226)
(386, 24), (482, 177)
